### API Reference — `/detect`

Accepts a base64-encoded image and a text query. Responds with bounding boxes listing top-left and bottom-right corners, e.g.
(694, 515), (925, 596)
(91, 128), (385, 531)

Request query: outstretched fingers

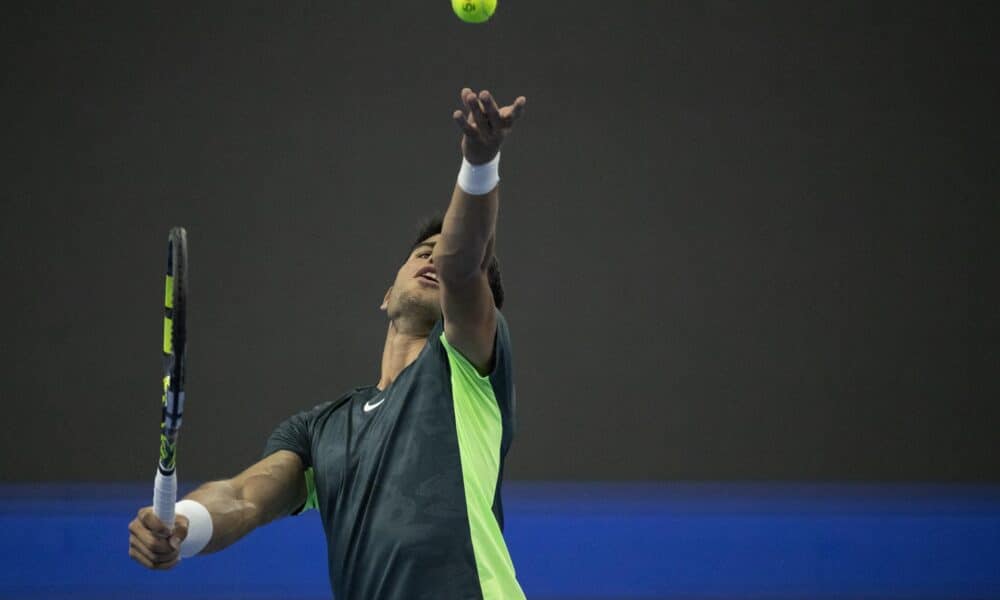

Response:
(500, 96), (527, 125)
(453, 109), (476, 137)
(453, 89), (527, 140)
(453, 87), (477, 136)
(464, 89), (490, 134)
(479, 90), (502, 132)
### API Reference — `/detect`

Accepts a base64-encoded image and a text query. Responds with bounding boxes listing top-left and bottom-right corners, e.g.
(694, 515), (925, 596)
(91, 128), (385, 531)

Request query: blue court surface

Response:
(1, 482), (998, 599)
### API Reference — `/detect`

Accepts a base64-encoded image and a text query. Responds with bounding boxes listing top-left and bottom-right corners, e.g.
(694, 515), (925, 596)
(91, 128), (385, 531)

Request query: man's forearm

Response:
(435, 87), (524, 279)
(181, 452), (306, 554)
(183, 480), (261, 554)
(435, 182), (498, 279)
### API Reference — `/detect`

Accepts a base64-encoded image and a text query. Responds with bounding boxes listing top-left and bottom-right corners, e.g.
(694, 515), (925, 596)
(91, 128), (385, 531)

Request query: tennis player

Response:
(128, 87), (528, 599)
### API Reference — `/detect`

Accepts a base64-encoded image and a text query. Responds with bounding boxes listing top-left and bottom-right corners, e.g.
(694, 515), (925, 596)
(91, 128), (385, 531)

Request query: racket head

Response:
(160, 226), (188, 474)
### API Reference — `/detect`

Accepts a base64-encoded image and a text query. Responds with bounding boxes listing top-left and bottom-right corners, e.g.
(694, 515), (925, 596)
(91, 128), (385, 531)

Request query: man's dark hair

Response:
(408, 215), (505, 309)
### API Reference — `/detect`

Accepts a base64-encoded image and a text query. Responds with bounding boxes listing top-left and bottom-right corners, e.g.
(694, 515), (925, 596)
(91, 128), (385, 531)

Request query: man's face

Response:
(381, 233), (442, 325)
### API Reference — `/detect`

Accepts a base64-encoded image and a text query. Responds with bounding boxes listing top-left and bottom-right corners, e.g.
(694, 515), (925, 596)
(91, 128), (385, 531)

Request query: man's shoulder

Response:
(327, 386), (375, 410)
(297, 386), (374, 421)
(431, 310), (512, 347)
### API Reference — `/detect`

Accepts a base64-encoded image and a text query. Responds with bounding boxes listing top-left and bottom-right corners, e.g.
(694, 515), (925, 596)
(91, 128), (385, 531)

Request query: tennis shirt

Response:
(262, 312), (525, 600)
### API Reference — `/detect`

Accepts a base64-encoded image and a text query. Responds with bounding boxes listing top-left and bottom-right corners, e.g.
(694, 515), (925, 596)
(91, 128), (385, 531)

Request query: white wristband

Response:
(457, 152), (500, 195)
(175, 499), (214, 558)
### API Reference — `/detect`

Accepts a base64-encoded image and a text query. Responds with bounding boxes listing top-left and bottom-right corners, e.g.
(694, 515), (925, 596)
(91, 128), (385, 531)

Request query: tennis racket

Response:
(153, 227), (188, 529)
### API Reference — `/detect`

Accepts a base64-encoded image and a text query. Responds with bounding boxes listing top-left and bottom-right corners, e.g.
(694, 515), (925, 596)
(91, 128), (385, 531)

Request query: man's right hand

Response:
(125, 451), (307, 568)
(128, 507), (189, 570)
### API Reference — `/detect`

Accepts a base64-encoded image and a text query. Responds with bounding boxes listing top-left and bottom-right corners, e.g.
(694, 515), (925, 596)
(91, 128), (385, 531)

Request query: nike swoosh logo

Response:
(363, 397), (386, 412)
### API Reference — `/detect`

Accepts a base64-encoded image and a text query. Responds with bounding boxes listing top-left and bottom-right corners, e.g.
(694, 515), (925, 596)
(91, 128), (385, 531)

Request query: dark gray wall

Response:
(2, 2), (997, 481)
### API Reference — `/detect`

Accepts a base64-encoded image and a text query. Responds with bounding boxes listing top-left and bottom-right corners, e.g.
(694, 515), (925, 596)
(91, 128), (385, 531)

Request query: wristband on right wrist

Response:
(175, 499), (213, 558)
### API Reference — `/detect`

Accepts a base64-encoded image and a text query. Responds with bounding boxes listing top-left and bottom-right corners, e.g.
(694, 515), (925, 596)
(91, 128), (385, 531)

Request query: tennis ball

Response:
(452, 0), (497, 24)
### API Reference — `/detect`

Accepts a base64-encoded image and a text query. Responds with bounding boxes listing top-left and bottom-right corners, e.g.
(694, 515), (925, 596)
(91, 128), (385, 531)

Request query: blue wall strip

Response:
(1, 482), (999, 599)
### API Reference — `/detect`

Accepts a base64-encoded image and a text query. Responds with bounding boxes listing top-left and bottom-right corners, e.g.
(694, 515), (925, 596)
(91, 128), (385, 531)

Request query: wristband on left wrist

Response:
(457, 152), (500, 195)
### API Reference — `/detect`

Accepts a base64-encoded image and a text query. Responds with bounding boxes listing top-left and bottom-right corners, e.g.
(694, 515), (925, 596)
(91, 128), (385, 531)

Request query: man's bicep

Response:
(262, 410), (313, 466)
(441, 270), (497, 376)
(232, 450), (308, 524)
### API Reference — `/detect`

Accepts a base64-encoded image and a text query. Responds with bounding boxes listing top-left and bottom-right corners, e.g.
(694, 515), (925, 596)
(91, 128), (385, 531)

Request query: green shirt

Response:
(263, 312), (525, 599)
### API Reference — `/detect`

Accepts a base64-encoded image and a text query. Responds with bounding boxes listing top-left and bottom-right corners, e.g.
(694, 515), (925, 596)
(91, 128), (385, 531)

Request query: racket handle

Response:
(153, 470), (177, 530)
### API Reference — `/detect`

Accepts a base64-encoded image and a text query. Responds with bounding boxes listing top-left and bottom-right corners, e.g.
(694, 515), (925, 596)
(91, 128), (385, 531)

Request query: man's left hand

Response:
(452, 88), (527, 165)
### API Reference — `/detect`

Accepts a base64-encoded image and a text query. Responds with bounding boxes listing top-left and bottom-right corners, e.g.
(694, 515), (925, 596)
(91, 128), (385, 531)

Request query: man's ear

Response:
(380, 286), (392, 311)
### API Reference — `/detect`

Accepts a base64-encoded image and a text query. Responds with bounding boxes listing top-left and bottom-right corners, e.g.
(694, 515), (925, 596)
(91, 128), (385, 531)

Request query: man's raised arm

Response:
(434, 88), (526, 374)
(128, 449), (306, 570)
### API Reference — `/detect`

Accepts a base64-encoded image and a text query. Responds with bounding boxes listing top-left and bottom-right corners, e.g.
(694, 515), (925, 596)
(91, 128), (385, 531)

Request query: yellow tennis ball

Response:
(452, 0), (497, 24)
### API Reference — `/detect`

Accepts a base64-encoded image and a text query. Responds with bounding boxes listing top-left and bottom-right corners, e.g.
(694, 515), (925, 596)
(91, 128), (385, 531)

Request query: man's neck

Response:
(376, 318), (432, 391)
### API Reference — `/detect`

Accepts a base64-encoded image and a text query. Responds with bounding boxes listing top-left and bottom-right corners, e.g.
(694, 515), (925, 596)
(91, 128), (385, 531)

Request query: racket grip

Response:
(153, 470), (177, 530)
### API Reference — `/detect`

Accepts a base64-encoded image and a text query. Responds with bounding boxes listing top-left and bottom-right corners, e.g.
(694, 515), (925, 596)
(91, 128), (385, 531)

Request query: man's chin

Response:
(393, 293), (442, 325)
